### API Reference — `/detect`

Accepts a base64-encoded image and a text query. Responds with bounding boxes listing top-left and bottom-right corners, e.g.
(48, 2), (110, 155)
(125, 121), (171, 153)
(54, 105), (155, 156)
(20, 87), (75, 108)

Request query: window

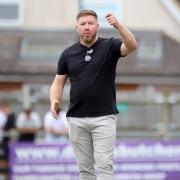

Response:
(137, 37), (163, 64)
(0, 0), (24, 26)
(80, 0), (123, 28)
(20, 37), (74, 64)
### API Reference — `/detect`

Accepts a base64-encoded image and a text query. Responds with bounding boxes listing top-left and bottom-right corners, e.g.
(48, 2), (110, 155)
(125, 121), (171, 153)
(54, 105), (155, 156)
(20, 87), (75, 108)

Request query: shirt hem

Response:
(66, 111), (119, 118)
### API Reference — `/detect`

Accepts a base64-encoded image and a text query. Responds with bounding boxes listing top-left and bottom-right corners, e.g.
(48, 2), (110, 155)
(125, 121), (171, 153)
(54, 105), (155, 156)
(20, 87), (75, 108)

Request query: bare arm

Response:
(105, 13), (138, 56)
(45, 125), (69, 136)
(17, 127), (40, 133)
(50, 74), (68, 118)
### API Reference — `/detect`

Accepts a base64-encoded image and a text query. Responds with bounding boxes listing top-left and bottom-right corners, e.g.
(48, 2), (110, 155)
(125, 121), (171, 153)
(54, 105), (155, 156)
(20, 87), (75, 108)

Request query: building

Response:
(0, 0), (180, 138)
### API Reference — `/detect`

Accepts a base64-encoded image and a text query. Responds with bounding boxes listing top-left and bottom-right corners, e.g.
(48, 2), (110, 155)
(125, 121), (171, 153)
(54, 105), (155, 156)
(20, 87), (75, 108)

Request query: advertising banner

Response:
(9, 140), (180, 180)
(114, 140), (180, 180)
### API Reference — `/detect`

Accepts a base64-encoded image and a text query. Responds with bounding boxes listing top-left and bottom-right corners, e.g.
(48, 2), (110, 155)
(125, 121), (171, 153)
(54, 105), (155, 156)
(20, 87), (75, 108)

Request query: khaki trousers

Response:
(67, 115), (117, 180)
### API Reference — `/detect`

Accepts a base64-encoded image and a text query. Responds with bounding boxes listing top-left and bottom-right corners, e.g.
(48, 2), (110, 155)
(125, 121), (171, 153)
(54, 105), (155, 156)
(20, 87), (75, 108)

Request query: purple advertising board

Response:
(9, 140), (180, 180)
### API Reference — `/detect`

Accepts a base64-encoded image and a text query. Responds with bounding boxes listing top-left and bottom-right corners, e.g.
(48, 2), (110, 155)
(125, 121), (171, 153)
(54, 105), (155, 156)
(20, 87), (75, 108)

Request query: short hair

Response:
(76, 9), (98, 21)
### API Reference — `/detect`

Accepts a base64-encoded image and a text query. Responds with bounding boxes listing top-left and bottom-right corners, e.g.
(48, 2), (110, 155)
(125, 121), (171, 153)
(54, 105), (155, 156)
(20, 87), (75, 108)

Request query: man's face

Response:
(76, 15), (99, 44)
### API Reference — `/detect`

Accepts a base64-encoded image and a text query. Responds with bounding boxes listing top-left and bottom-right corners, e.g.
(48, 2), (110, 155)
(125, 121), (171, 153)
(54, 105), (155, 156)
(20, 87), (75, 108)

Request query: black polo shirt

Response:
(57, 37), (123, 117)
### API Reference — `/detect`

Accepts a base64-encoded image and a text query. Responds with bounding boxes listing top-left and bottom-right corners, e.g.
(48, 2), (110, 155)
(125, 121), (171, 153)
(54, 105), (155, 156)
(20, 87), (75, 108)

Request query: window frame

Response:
(80, 0), (123, 28)
(137, 37), (163, 65)
(0, 0), (24, 27)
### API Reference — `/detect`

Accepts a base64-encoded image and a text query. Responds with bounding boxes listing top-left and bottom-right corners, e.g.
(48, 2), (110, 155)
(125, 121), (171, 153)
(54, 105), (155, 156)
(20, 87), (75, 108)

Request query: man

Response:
(0, 101), (7, 144)
(16, 106), (41, 142)
(43, 108), (69, 144)
(50, 10), (137, 180)
(1, 101), (16, 160)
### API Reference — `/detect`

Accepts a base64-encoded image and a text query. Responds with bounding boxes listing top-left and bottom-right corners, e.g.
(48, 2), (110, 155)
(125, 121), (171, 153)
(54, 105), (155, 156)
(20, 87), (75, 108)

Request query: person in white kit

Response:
(16, 106), (41, 142)
(0, 102), (7, 143)
(44, 108), (69, 144)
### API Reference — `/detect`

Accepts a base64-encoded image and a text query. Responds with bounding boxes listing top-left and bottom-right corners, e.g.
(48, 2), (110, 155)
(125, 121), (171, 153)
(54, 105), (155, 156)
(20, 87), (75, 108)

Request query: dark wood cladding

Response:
(0, 82), (22, 91)
(0, 29), (179, 85)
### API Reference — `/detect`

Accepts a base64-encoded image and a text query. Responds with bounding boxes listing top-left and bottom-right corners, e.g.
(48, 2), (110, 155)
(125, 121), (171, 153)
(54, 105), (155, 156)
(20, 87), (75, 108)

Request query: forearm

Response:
(17, 127), (39, 133)
(52, 129), (68, 136)
(116, 22), (137, 51)
(55, 128), (69, 135)
(50, 80), (62, 104)
(105, 13), (137, 55)
(50, 75), (67, 104)
(50, 75), (67, 118)
(46, 127), (68, 136)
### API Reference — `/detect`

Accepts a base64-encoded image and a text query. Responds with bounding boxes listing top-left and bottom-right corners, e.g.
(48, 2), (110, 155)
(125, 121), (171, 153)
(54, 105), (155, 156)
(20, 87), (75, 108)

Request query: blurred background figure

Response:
(0, 102), (8, 180)
(44, 108), (69, 144)
(2, 101), (16, 145)
(0, 101), (7, 145)
(16, 105), (41, 142)
(1, 101), (16, 161)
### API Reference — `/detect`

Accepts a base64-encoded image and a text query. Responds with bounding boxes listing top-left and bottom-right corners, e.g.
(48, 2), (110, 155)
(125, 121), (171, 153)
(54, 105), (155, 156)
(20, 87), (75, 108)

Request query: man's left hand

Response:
(105, 13), (120, 29)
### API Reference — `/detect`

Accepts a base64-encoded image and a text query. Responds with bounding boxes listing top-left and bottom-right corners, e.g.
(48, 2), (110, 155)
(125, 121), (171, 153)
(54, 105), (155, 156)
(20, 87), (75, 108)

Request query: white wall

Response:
(122, 0), (180, 42)
(24, 0), (79, 29)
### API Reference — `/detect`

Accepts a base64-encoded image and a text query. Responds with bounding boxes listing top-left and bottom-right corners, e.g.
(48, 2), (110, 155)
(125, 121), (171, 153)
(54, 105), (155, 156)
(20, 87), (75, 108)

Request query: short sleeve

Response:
(60, 111), (69, 128)
(57, 51), (69, 75)
(16, 113), (24, 128)
(0, 112), (7, 127)
(111, 38), (123, 58)
(32, 112), (41, 128)
(44, 112), (53, 127)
